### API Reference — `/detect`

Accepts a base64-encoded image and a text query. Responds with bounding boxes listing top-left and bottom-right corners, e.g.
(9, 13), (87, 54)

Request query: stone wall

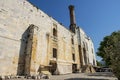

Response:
(0, 0), (80, 76)
(77, 28), (96, 66)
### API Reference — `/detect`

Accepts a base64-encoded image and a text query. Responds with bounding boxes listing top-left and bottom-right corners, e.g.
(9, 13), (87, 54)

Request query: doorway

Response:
(49, 61), (57, 75)
(72, 64), (77, 73)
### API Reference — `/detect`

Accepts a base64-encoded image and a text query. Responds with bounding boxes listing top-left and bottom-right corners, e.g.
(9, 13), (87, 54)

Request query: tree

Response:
(97, 31), (120, 79)
(96, 60), (103, 67)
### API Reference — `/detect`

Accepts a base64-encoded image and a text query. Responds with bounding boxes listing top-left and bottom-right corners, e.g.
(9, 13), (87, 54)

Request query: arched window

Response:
(83, 48), (87, 64)
(53, 28), (57, 37)
(93, 59), (95, 65)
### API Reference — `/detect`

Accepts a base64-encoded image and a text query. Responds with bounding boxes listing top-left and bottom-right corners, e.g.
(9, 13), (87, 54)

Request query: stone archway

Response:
(17, 24), (39, 76)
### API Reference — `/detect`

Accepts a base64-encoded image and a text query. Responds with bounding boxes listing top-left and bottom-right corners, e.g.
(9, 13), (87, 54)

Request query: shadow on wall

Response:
(17, 26), (29, 75)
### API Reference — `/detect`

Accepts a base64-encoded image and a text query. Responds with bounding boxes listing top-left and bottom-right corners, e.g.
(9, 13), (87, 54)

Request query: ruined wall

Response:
(56, 26), (80, 74)
(0, 0), (80, 76)
(0, 0), (52, 76)
(87, 40), (96, 66)
(77, 28), (96, 66)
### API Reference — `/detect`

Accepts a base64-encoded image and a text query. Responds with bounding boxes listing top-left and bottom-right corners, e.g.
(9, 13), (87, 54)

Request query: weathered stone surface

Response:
(0, 0), (96, 76)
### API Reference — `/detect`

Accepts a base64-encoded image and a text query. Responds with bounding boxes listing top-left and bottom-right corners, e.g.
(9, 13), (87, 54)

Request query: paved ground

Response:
(7, 72), (118, 80)
(49, 72), (117, 80)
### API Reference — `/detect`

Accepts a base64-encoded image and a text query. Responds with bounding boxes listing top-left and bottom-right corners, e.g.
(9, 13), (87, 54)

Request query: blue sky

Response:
(28, 0), (120, 61)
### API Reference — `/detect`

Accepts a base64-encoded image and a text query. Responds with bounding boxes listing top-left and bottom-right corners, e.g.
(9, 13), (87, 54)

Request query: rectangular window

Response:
(53, 23), (57, 37)
(72, 54), (75, 61)
(53, 48), (57, 58)
(53, 28), (57, 37)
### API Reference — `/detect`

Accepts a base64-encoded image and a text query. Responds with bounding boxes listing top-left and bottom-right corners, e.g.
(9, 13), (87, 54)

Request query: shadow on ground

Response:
(87, 72), (115, 77)
(65, 78), (108, 80)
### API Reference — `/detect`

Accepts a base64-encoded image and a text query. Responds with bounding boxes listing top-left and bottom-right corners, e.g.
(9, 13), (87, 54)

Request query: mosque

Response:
(0, 0), (96, 76)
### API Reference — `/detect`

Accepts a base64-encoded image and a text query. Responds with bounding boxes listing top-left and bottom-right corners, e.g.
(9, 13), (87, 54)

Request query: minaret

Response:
(69, 5), (76, 33)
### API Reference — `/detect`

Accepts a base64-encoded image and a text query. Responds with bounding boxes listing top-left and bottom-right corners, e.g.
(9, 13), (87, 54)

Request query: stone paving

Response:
(5, 72), (118, 80)
(49, 72), (117, 80)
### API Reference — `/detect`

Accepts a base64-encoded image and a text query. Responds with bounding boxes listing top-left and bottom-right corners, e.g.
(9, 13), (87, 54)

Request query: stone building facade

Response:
(0, 0), (96, 76)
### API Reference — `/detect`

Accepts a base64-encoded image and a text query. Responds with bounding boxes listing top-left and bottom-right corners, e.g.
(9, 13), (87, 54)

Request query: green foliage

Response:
(97, 31), (120, 79)
(96, 60), (103, 67)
